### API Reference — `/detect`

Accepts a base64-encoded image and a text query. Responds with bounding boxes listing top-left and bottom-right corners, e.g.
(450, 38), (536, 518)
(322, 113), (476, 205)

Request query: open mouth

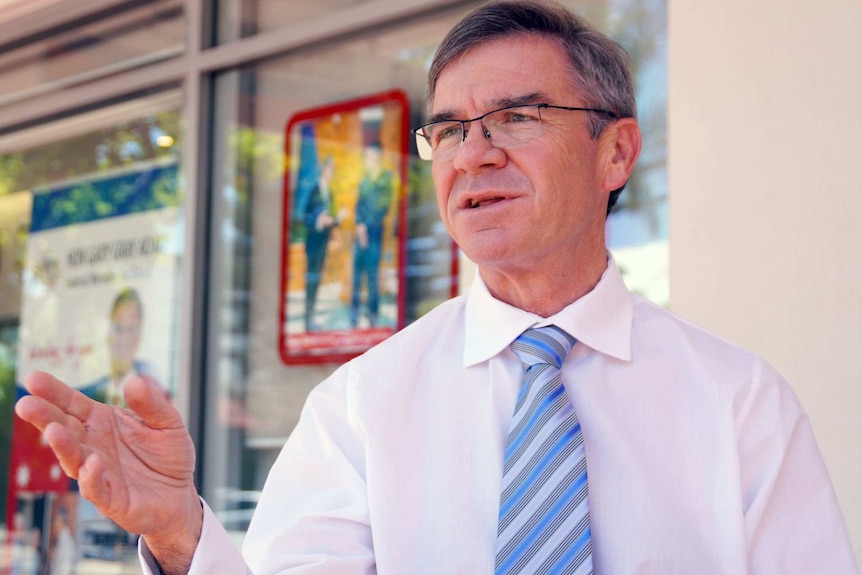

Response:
(469, 196), (506, 209)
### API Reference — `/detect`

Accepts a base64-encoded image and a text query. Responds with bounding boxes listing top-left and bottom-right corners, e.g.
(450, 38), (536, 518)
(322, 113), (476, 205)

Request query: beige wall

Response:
(670, 0), (862, 561)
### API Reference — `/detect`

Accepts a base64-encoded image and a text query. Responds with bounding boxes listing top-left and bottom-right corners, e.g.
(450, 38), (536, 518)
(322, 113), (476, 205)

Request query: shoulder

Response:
(358, 295), (467, 367)
(305, 295), (467, 427)
(627, 294), (790, 402)
(326, 296), (468, 399)
(77, 376), (109, 400)
(630, 294), (759, 367)
(628, 295), (802, 431)
(79, 375), (108, 390)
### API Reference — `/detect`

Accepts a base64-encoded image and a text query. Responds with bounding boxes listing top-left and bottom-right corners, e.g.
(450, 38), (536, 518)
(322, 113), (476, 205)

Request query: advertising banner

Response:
(279, 90), (410, 364)
(6, 161), (181, 570)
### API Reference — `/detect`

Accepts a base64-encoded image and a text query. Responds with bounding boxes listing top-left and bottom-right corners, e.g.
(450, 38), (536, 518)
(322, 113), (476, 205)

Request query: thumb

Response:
(78, 452), (111, 510)
(123, 375), (181, 430)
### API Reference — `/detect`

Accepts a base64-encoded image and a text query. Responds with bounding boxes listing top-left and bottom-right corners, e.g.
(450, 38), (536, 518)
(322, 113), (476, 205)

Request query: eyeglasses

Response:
(411, 103), (617, 161)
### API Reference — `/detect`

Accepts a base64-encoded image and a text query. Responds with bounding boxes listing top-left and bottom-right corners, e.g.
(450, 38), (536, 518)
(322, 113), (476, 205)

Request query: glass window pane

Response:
(0, 0), (184, 105)
(0, 92), (185, 574)
(204, 3), (473, 530)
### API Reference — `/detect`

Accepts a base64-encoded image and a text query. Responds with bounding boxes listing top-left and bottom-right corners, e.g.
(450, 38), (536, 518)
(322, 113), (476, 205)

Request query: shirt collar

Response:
(462, 255), (633, 367)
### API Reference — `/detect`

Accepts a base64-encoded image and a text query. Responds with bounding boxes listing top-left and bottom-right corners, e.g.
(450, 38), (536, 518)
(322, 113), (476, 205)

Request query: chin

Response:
(460, 240), (518, 268)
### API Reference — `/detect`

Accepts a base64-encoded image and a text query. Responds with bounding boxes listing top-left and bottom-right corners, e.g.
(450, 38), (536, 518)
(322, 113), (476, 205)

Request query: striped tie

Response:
(495, 326), (592, 575)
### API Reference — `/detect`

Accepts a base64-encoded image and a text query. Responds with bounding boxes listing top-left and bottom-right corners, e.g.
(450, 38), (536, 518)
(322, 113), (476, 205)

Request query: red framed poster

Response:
(279, 90), (410, 365)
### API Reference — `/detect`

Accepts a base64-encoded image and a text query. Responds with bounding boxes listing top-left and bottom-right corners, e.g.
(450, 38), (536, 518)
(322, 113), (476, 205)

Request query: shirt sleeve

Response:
(737, 359), (859, 574)
(137, 498), (252, 574)
(241, 364), (376, 574)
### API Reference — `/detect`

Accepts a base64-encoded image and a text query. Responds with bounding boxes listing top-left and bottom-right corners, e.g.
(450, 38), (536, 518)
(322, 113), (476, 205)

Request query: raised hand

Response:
(15, 370), (202, 574)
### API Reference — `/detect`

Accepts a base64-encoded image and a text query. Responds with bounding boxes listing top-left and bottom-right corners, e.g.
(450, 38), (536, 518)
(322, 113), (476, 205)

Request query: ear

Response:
(600, 118), (642, 193)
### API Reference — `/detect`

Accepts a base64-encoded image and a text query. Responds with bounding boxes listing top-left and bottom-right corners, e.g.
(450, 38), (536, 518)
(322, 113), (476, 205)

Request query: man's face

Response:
(430, 35), (614, 277)
(108, 300), (142, 370)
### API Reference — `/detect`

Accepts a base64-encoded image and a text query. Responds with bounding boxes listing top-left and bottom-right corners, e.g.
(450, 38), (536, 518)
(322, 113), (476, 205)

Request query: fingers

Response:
(16, 371), (95, 441)
(43, 421), (87, 479)
(77, 452), (110, 510)
(22, 370), (95, 421)
(123, 376), (184, 430)
(16, 371), (99, 481)
(15, 393), (81, 437)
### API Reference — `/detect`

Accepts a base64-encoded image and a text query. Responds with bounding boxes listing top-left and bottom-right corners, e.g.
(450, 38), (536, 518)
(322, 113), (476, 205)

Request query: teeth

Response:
(470, 197), (499, 208)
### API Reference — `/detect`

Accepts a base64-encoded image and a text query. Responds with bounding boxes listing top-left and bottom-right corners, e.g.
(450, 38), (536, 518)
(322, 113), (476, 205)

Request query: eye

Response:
(499, 107), (540, 124)
(425, 122), (462, 147)
(433, 122), (462, 143)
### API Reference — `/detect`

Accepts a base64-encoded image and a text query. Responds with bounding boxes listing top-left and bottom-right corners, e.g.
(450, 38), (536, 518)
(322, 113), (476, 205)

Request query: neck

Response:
(479, 251), (607, 317)
(111, 361), (133, 381)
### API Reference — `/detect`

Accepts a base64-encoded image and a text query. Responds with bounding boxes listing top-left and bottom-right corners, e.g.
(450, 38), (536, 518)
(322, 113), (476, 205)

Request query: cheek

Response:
(431, 164), (454, 216)
(542, 150), (601, 211)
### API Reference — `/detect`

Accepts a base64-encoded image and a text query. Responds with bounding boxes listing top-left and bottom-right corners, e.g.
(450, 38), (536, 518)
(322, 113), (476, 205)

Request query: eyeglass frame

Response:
(411, 102), (618, 161)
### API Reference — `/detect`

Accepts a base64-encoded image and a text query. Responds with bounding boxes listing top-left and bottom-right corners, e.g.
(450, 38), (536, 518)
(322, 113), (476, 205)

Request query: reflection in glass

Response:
(0, 96), (183, 574)
(204, 7), (470, 528)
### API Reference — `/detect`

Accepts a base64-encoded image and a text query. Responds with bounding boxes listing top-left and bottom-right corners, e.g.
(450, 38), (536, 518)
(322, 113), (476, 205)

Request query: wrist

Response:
(144, 494), (203, 575)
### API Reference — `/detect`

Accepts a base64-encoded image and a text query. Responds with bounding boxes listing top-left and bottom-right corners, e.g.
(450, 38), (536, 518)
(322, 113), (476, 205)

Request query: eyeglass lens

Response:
(415, 104), (544, 160)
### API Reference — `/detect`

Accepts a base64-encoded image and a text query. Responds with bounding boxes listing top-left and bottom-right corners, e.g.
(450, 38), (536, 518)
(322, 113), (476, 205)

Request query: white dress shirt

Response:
(140, 258), (858, 574)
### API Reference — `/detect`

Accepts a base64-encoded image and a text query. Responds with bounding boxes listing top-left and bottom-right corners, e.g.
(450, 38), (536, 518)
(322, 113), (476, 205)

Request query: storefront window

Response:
(203, 4), (473, 530)
(202, 0), (666, 540)
(0, 91), (184, 574)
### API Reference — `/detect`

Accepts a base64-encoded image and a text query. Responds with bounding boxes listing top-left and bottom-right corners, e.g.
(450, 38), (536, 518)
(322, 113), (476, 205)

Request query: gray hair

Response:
(427, 0), (637, 213)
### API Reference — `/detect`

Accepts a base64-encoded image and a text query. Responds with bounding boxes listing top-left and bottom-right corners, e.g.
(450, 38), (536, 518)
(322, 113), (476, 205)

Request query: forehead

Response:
(430, 35), (576, 115)
(113, 301), (141, 317)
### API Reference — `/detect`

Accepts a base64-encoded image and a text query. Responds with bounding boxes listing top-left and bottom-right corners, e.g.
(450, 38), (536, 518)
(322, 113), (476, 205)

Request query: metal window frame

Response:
(0, 0), (145, 47)
(0, 0), (468, 131)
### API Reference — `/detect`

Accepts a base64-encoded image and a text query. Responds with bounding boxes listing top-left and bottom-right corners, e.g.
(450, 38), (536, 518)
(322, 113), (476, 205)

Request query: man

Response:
(350, 141), (394, 328)
(15, 1), (859, 574)
(79, 287), (165, 407)
(300, 156), (339, 332)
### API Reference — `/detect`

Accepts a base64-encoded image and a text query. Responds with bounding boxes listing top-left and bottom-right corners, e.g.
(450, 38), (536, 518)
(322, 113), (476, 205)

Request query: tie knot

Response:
(510, 325), (576, 369)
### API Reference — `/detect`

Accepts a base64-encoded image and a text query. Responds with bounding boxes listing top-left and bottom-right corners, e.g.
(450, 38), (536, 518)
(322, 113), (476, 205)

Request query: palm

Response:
(15, 371), (198, 538)
(75, 399), (195, 534)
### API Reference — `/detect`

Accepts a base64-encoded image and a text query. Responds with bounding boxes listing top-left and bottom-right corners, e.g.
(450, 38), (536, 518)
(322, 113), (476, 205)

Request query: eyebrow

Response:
(425, 91), (549, 125)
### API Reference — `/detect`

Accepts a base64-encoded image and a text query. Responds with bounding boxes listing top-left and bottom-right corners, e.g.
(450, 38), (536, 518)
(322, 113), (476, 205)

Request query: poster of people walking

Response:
(280, 91), (409, 364)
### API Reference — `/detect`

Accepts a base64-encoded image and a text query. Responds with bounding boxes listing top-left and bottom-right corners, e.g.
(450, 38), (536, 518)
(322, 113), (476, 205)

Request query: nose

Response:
(452, 119), (506, 173)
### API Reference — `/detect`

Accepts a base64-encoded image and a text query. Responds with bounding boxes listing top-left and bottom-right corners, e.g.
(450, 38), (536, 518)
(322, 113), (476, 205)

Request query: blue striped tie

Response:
(495, 326), (592, 575)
